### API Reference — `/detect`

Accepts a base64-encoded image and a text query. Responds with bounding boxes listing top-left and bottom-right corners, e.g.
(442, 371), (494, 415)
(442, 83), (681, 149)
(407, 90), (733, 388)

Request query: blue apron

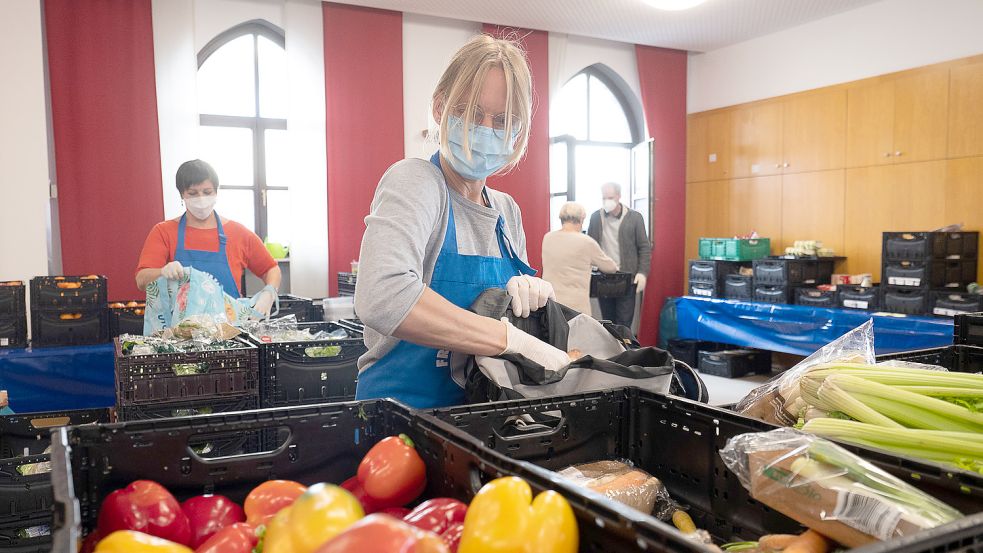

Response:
(174, 212), (241, 299)
(355, 153), (535, 408)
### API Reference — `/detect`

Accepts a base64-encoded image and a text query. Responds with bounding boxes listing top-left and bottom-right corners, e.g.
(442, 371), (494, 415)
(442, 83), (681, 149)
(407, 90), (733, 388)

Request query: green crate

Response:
(698, 237), (771, 261)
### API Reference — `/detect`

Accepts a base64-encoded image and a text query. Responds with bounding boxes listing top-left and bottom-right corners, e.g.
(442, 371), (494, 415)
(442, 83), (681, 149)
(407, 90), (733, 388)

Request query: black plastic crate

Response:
(337, 271), (357, 297)
(0, 314), (27, 348)
(114, 337), (259, 406)
(878, 344), (983, 373)
(1, 408), (110, 460)
(0, 282), (26, 316)
(0, 454), (53, 525)
(29, 276), (106, 310)
(697, 349), (772, 378)
(590, 271), (634, 298)
(722, 274), (752, 300)
(688, 281), (717, 298)
(114, 393), (258, 422)
(931, 291), (983, 317)
(794, 287), (837, 308)
(0, 512), (50, 553)
(955, 312), (983, 346)
(881, 286), (931, 315)
(882, 259), (977, 289)
(883, 231), (979, 261)
(29, 308), (109, 347)
(276, 294), (319, 322)
(752, 257), (836, 286)
(667, 339), (728, 369)
(837, 285), (879, 311)
(52, 399), (696, 553)
(753, 284), (791, 304)
(423, 388), (983, 553)
(108, 301), (145, 337)
(688, 260), (750, 285)
(245, 321), (366, 407)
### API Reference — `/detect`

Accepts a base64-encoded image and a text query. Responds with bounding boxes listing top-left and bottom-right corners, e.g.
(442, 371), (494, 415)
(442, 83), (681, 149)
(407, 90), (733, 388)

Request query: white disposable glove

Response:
(496, 319), (571, 373)
(161, 261), (185, 280)
(253, 289), (276, 317)
(634, 273), (647, 292)
(505, 275), (556, 318)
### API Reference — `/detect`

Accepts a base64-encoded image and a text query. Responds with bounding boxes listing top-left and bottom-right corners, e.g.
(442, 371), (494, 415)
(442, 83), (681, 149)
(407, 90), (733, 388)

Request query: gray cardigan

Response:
(586, 206), (652, 277)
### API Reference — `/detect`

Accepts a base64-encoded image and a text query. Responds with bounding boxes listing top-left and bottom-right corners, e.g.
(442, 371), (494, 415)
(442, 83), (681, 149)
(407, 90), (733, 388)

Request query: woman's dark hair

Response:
(176, 159), (219, 194)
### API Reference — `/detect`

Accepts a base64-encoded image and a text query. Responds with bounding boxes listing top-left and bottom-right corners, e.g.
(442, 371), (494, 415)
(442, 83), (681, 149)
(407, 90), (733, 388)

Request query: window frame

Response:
(549, 64), (650, 233)
(197, 19), (287, 241)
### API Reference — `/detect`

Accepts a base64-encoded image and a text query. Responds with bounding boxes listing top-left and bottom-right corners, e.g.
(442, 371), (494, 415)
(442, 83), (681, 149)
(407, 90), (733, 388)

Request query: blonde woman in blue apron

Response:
(354, 35), (570, 409)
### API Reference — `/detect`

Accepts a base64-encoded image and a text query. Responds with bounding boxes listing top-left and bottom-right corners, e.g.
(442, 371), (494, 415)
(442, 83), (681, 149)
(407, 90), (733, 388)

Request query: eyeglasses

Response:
(452, 104), (522, 138)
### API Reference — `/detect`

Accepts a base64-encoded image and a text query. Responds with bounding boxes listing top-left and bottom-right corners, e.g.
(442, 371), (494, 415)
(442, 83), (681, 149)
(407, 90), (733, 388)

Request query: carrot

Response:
(672, 510), (697, 534)
(758, 534), (799, 551)
(783, 530), (831, 553)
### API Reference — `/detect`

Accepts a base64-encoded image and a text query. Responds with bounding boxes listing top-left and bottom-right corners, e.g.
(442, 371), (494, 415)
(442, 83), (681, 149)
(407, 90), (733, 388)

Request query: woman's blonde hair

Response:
(559, 202), (587, 224)
(432, 34), (533, 173)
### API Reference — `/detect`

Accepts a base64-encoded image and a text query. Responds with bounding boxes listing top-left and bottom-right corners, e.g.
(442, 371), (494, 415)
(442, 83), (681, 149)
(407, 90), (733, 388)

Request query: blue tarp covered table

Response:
(0, 343), (115, 412)
(675, 296), (953, 356)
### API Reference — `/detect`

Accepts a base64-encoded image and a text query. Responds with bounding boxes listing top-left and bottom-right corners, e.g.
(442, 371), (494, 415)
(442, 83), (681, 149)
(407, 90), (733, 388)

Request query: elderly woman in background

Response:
(541, 202), (618, 315)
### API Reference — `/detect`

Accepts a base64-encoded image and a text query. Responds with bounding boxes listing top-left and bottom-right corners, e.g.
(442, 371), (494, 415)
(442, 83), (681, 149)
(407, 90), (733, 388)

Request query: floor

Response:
(699, 372), (774, 406)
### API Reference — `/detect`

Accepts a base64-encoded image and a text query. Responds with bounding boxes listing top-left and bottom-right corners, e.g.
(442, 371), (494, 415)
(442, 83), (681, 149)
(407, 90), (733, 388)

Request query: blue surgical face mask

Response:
(443, 114), (518, 181)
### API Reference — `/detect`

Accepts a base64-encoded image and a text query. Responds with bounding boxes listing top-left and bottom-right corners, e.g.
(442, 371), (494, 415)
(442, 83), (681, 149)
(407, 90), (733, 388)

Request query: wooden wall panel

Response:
(727, 176), (783, 254)
(894, 69), (949, 163)
(781, 170), (845, 254)
(684, 180), (730, 283)
(945, 156), (983, 279)
(783, 89), (846, 173)
(948, 61), (983, 158)
(844, 161), (947, 280)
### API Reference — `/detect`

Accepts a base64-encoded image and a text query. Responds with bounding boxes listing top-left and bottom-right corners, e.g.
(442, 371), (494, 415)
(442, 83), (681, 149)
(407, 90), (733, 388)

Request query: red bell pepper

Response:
(440, 523), (464, 553)
(380, 507), (412, 518)
(357, 434), (426, 507)
(313, 514), (449, 553)
(194, 523), (257, 553)
(80, 527), (104, 553)
(181, 494), (245, 548)
(243, 480), (307, 526)
(97, 480), (192, 546)
(340, 476), (383, 514)
(404, 498), (467, 536)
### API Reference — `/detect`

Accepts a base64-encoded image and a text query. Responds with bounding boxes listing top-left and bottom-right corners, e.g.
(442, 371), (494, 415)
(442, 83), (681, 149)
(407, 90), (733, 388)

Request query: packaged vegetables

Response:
(720, 428), (962, 547)
(557, 459), (679, 518)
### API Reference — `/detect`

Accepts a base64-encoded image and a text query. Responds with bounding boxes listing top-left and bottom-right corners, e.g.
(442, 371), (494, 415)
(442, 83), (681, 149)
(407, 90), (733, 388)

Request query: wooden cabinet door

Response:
(686, 114), (708, 182)
(783, 89), (847, 173)
(945, 157), (983, 280)
(706, 111), (732, 180)
(948, 61), (983, 158)
(731, 102), (783, 178)
(844, 161), (947, 280)
(727, 176), (783, 251)
(846, 80), (894, 168)
(893, 69), (948, 163)
(685, 180), (731, 283)
(781, 171), (845, 253)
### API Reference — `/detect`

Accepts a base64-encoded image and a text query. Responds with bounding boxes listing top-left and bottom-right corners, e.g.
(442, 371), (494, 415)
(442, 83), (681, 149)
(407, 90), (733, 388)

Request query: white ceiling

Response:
(329, 0), (882, 52)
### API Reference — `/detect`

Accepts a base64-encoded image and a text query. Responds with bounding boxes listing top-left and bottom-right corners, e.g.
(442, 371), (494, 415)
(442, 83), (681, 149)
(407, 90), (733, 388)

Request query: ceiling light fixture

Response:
(643, 0), (708, 10)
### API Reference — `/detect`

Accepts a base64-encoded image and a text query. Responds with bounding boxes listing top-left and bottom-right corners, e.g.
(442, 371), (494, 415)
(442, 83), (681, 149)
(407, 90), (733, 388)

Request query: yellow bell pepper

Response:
(94, 530), (193, 553)
(458, 476), (578, 553)
(262, 482), (364, 553)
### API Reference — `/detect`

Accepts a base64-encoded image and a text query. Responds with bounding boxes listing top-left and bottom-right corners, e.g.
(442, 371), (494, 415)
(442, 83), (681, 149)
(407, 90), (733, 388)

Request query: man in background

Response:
(587, 182), (652, 329)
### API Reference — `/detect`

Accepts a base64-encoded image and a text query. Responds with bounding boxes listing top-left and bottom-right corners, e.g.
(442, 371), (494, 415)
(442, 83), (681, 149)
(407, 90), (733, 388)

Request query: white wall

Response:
(688, 0), (983, 113)
(402, 14), (481, 160)
(548, 33), (642, 111)
(0, 0), (50, 283)
(151, 0), (329, 297)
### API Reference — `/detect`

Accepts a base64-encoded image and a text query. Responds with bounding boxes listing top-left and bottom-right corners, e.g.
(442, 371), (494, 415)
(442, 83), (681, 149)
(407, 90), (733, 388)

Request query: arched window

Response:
(196, 20), (289, 244)
(549, 65), (651, 232)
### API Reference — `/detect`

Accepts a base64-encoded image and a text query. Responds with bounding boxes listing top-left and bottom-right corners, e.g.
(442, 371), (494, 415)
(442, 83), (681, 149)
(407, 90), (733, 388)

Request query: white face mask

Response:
(603, 199), (618, 213)
(185, 195), (217, 220)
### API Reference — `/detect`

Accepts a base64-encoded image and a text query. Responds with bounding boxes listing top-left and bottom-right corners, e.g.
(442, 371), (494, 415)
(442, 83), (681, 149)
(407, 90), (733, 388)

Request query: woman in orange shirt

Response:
(135, 159), (281, 316)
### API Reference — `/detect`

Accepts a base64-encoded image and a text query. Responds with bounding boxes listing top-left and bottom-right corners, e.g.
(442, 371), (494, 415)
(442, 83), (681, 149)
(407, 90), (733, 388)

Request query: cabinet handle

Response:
(783, 162), (790, 168)
(884, 152), (893, 157)
(775, 164), (781, 168)
(895, 151), (903, 156)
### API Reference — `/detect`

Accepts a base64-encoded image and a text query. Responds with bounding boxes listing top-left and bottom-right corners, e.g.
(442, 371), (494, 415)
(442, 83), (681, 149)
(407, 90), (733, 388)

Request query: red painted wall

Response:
(482, 25), (550, 272)
(635, 45), (688, 344)
(323, 3), (405, 295)
(45, 0), (164, 301)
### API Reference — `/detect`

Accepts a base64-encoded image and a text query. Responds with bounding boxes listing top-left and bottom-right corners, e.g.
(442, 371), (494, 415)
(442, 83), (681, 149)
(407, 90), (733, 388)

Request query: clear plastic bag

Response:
(556, 459), (680, 519)
(735, 320), (875, 425)
(719, 428), (962, 547)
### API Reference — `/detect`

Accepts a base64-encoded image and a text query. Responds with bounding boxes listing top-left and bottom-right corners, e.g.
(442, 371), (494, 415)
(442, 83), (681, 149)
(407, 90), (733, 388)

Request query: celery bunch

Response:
(788, 363), (983, 473)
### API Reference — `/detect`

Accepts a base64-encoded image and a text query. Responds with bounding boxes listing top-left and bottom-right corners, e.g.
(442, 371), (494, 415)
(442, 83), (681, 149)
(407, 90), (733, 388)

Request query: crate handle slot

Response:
(493, 412), (566, 441)
(172, 362), (208, 376)
(185, 426), (291, 462)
